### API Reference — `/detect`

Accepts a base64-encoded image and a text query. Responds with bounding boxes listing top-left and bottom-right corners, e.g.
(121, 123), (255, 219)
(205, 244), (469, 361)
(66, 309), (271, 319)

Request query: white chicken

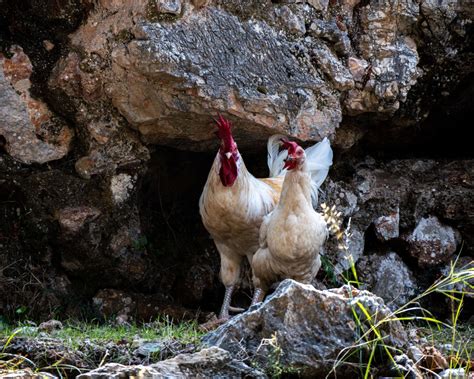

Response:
(251, 138), (332, 302)
(200, 115), (332, 319)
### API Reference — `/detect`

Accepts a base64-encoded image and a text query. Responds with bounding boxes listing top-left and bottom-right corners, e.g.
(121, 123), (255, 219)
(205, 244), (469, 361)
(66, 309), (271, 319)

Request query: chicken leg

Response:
(219, 285), (235, 319)
(250, 287), (265, 306)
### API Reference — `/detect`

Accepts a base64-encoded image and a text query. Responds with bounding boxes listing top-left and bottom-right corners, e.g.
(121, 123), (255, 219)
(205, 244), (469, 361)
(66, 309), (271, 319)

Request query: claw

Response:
(228, 306), (245, 313)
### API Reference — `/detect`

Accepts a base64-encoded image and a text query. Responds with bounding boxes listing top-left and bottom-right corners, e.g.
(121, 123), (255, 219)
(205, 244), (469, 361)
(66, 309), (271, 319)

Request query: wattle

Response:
(219, 157), (238, 187)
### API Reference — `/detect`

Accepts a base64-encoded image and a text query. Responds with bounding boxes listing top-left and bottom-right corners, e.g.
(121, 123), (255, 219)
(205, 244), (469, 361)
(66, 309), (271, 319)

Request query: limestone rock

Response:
(343, 1), (421, 115)
(374, 208), (400, 241)
(407, 216), (461, 268)
(77, 347), (266, 379)
(438, 368), (468, 379)
(56, 206), (101, 234)
(0, 369), (57, 378)
(48, 2), (342, 151)
(357, 252), (417, 310)
(203, 280), (407, 377)
(0, 46), (72, 164)
(155, 0), (182, 16)
(38, 319), (63, 333)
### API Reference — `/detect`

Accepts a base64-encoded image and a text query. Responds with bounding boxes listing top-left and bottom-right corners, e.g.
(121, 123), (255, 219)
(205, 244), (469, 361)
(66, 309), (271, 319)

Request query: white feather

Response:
(266, 135), (333, 205)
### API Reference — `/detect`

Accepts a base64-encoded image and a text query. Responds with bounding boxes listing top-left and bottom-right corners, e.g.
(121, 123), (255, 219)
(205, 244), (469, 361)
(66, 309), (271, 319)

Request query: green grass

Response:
(0, 317), (202, 348)
(0, 317), (203, 377)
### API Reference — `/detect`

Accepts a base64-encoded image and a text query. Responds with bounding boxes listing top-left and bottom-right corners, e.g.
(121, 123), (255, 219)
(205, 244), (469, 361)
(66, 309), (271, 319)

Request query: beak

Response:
(225, 152), (232, 159)
(283, 155), (294, 169)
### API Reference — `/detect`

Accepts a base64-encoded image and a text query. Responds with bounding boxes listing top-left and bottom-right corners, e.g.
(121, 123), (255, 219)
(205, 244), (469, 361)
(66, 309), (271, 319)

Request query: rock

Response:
(92, 288), (208, 323)
(203, 280), (407, 377)
(49, 2), (342, 150)
(407, 216), (461, 268)
(307, 0), (328, 12)
(387, 354), (423, 379)
(38, 319), (63, 333)
(357, 252), (417, 310)
(0, 45), (72, 164)
(274, 5), (306, 36)
(374, 208), (400, 241)
(438, 368), (468, 379)
(43, 40), (55, 51)
(155, 0), (182, 16)
(77, 347), (266, 378)
(311, 42), (354, 91)
(0, 369), (57, 378)
(344, 1), (421, 115)
(135, 341), (164, 357)
(421, 346), (449, 371)
(56, 206), (101, 234)
(110, 174), (136, 204)
(407, 345), (424, 363)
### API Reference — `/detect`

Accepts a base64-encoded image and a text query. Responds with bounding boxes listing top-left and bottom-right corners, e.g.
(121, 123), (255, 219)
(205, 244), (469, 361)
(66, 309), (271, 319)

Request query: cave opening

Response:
(137, 144), (271, 315)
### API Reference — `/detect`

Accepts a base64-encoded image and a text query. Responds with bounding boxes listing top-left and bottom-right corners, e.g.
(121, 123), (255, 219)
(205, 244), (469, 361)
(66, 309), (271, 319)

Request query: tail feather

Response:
(267, 134), (287, 177)
(267, 135), (333, 205)
(305, 137), (333, 205)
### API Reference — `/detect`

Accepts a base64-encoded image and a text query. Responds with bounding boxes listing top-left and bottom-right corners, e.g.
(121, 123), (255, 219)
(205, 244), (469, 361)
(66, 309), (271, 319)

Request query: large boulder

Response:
(203, 280), (407, 377)
(46, 0), (473, 152)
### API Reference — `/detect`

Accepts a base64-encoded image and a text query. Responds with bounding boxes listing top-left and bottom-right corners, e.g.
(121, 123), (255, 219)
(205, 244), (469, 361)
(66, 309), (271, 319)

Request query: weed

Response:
(329, 255), (474, 378)
(254, 332), (301, 378)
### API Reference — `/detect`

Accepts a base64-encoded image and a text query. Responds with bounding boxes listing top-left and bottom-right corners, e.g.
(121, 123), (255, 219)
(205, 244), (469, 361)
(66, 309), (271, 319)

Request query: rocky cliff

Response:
(0, 0), (472, 321)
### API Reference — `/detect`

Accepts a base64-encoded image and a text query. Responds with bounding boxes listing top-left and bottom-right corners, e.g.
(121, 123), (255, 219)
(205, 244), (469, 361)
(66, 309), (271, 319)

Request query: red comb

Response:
(280, 138), (299, 154)
(214, 114), (234, 152)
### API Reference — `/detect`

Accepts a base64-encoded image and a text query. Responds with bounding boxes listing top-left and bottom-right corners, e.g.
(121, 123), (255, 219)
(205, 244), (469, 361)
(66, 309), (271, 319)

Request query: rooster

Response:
(199, 115), (332, 320)
(251, 138), (333, 303)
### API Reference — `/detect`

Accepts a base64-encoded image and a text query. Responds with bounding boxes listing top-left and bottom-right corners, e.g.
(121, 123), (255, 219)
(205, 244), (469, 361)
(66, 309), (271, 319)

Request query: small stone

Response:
(0, 369), (56, 378)
(155, 0), (182, 15)
(43, 40), (55, 51)
(56, 206), (101, 234)
(275, 6), (306, 35)
(191, 0), (208, 8)
(110, 174), (136, 204)
(307, 0), (329, 12)
(75, 156), (95, 179)
(407, 345), (424, 363)
(374, 208), (400, 241)
(438, 368), (466, 378)
(388, 354), (423, 379)
(38, 319), (63, 333)
(135, 342), (164, 357)
(422, 346), (449, 371)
